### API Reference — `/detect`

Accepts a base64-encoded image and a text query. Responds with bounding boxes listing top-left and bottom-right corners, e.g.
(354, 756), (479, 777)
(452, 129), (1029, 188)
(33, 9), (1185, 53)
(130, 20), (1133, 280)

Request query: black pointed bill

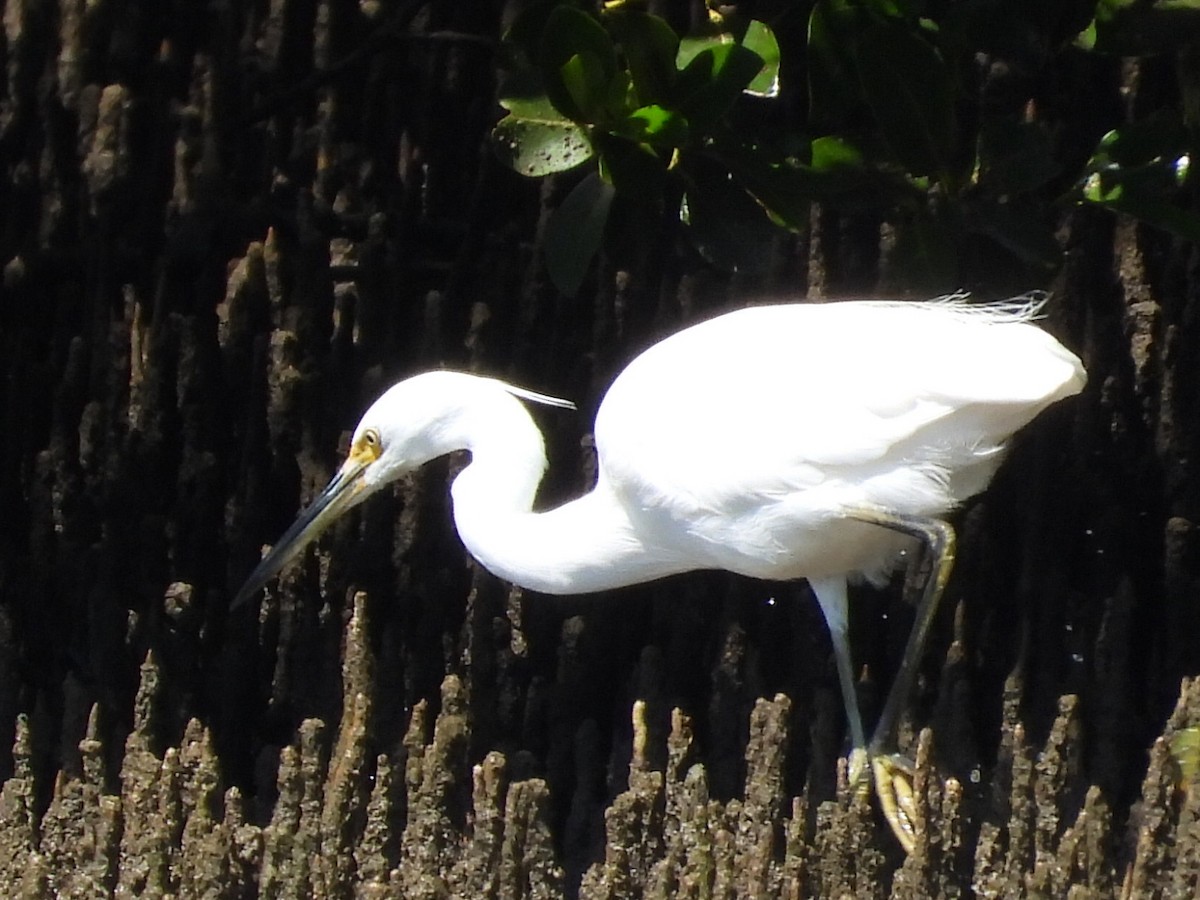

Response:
(232, 450), (374, 610)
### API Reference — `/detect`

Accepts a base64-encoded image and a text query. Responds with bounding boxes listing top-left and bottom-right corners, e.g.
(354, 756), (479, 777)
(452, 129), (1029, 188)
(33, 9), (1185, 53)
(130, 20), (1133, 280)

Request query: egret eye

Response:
(350, 427), (379, 460)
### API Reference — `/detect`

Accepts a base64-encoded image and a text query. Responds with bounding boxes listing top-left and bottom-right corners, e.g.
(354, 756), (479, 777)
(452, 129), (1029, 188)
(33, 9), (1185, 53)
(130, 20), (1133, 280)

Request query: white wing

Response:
(594, 301), (1083, 532)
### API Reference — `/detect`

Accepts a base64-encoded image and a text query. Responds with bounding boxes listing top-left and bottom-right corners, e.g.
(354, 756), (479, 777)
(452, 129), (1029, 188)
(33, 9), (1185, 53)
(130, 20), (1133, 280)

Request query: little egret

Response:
(233, 296), (1085, 851)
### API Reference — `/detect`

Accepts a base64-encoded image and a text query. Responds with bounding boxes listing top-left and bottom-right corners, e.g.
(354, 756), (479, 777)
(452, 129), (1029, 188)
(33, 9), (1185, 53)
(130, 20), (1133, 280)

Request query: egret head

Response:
(231, 371), (574, 610)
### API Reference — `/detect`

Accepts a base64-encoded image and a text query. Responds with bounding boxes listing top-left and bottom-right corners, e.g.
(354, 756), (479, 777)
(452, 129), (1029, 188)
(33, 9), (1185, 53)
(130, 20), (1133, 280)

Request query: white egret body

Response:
(234, 297), (1086, 851)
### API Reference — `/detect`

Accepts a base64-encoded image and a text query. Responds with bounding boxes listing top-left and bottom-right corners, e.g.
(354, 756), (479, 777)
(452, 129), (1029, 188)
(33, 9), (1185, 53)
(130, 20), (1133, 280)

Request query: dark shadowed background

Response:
(0, 0), (1198, 896)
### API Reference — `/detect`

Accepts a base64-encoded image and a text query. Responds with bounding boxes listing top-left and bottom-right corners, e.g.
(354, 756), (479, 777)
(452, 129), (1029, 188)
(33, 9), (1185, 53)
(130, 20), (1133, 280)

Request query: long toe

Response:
(872, 754), (918, 854)
(848, 747), (871, 800)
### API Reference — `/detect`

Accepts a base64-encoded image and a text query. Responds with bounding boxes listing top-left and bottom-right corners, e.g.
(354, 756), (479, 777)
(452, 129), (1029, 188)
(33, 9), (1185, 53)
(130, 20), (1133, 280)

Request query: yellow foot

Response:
(872, 753), (918, 854)
(848, 747), (871, 799)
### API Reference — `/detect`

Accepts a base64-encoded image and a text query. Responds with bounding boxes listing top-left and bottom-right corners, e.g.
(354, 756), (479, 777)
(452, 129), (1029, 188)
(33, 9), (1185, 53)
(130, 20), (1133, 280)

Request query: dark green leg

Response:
(848, 508), (957, 853)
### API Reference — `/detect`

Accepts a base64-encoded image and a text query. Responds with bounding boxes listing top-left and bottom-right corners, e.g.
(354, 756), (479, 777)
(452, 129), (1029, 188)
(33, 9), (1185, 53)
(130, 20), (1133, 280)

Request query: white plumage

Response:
(233, 295), (1086, 852)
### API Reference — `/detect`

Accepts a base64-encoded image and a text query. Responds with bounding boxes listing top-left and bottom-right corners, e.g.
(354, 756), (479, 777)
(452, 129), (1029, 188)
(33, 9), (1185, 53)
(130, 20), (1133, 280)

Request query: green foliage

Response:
(808, 0), (956, 178)
(1076, 0), (1200, 55)
(544, 172), (616, 296)
(492, 0), (1200, 296)
(493, 93), (593, 177)
(1074, 112), (1200, 241)
(494, 1), (798, 292)
(742, 20), (782, 97)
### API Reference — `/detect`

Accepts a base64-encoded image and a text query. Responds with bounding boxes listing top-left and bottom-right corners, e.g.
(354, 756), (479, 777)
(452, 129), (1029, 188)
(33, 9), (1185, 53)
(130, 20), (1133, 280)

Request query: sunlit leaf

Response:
(559, 51), (611, 120)
(493, 113), (594, 176)
(499, 89), (565, 121)
(677, 33), (732, 71)
(1088, 111), (1188, 169)
(1081, 177), (1200, 241)
(743, 20), (781, 97)
(540, 6), (619, 122)
(1074, 112), (1198, 240)
(810, 135), (864, 170)
(622, 104), (689, 146)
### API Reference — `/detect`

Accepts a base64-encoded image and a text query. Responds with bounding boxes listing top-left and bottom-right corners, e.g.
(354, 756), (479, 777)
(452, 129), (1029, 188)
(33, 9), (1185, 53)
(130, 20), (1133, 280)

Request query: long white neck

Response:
(444, 386), (688, 595)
